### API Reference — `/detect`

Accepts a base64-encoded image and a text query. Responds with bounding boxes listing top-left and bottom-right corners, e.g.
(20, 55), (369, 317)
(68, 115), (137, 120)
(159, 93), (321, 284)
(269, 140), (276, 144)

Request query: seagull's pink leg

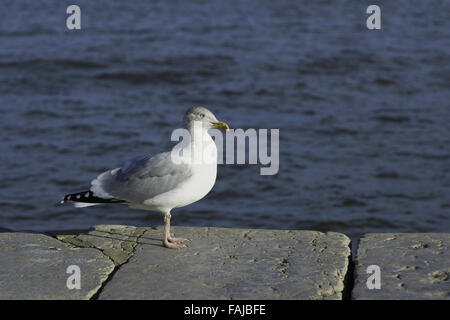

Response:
(163, 212), (187, 249)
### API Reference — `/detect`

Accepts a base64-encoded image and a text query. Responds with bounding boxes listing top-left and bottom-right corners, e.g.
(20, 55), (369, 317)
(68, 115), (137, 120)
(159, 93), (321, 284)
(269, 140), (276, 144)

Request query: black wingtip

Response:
(62, 190), (125, 204)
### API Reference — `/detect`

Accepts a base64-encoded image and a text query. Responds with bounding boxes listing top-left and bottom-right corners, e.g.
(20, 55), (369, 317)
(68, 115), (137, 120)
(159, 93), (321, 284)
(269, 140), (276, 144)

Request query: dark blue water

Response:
(1, 0), (449, 241)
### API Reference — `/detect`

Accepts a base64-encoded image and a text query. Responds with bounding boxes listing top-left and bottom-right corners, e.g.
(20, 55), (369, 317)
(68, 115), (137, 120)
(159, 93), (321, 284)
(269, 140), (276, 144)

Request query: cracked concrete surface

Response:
(97, 226), (351, 300)
(57, 225), (147, 266)
(4, 226), (448, 300)
(0, 232), (115, 299)
(0, 225), (148, 299)
(352, 233), (450, 299)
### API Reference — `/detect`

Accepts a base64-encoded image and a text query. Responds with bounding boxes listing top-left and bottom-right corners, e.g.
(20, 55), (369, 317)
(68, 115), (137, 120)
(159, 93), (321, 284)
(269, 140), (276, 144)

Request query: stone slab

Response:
(352, 233), (450, 300)
(57, 225), (147, 266)
(98, 226), (351, 300)
(0, 232), (115, 300)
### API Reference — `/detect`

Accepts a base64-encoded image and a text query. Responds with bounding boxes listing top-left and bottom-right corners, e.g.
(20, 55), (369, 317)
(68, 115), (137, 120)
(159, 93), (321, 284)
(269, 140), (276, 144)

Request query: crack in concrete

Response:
(47, 227), (354, 300)
(53, 226), (148, 300)
(43, 232), (116, 300)
(89, 227), (148, 300)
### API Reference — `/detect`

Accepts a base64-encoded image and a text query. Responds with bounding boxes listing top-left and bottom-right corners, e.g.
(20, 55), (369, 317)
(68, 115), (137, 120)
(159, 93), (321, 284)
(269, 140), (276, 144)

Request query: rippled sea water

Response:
(1, 1), (449, 242)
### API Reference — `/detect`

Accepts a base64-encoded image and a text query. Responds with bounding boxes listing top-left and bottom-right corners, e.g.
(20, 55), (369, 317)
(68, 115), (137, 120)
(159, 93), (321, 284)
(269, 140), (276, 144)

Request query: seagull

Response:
(61, 106), (229, 249)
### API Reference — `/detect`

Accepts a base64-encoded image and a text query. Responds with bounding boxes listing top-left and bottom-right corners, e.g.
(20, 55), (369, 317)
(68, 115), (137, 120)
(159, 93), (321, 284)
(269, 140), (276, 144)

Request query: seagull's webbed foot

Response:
(162, 212), (188, 249)
(168, 235), (189, 243)
(163, 238), (186, 249)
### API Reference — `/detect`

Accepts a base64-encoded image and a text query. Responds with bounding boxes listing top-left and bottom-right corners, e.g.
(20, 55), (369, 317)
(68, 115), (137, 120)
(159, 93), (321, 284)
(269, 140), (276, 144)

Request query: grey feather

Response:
(90, 152), (192, 204)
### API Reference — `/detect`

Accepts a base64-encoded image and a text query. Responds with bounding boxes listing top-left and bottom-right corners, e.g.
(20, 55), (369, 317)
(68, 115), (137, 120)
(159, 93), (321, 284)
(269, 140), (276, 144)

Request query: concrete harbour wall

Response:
(0, 225), (448, 300)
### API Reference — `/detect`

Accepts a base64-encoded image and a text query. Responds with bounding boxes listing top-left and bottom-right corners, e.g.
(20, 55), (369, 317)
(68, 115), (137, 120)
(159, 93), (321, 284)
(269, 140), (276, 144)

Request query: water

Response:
(1, 0), (449, 242)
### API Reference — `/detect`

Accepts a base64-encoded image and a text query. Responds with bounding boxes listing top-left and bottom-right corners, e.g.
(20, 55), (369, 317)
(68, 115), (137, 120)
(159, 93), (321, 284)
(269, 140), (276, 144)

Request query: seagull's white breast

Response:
(143, 131), (218, 211)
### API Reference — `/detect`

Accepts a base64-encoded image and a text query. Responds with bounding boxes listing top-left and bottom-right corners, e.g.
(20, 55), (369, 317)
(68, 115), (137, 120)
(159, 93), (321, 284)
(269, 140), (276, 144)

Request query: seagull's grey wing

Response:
(90, 152), (192, 204)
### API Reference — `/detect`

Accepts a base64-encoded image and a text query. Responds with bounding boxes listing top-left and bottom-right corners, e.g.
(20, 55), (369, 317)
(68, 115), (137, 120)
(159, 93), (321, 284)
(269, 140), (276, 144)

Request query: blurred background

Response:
(0, 0), (449, 244)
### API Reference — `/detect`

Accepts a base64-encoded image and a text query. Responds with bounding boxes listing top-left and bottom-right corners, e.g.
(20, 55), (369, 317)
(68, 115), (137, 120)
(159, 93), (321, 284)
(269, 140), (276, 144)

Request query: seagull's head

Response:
(183, 106), (229, 131)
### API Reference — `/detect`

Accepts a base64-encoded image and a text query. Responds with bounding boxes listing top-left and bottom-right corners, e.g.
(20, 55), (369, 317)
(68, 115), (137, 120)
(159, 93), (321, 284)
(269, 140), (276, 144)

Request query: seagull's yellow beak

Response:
(212, 121), (230, 131)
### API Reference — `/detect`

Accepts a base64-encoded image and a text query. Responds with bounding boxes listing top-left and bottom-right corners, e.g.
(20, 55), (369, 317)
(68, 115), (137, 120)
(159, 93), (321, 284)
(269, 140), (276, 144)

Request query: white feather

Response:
(74, 202), (101, 208)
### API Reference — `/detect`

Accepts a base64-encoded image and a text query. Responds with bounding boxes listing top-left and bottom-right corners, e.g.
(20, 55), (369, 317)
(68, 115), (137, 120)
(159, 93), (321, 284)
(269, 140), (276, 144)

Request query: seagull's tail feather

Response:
(74, 202), (101, 208)
(61, 190), (126, 208)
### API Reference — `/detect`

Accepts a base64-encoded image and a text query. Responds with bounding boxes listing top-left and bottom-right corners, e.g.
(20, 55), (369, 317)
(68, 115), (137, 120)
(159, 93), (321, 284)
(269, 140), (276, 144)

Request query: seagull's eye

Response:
(200, 114), (205, 118)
